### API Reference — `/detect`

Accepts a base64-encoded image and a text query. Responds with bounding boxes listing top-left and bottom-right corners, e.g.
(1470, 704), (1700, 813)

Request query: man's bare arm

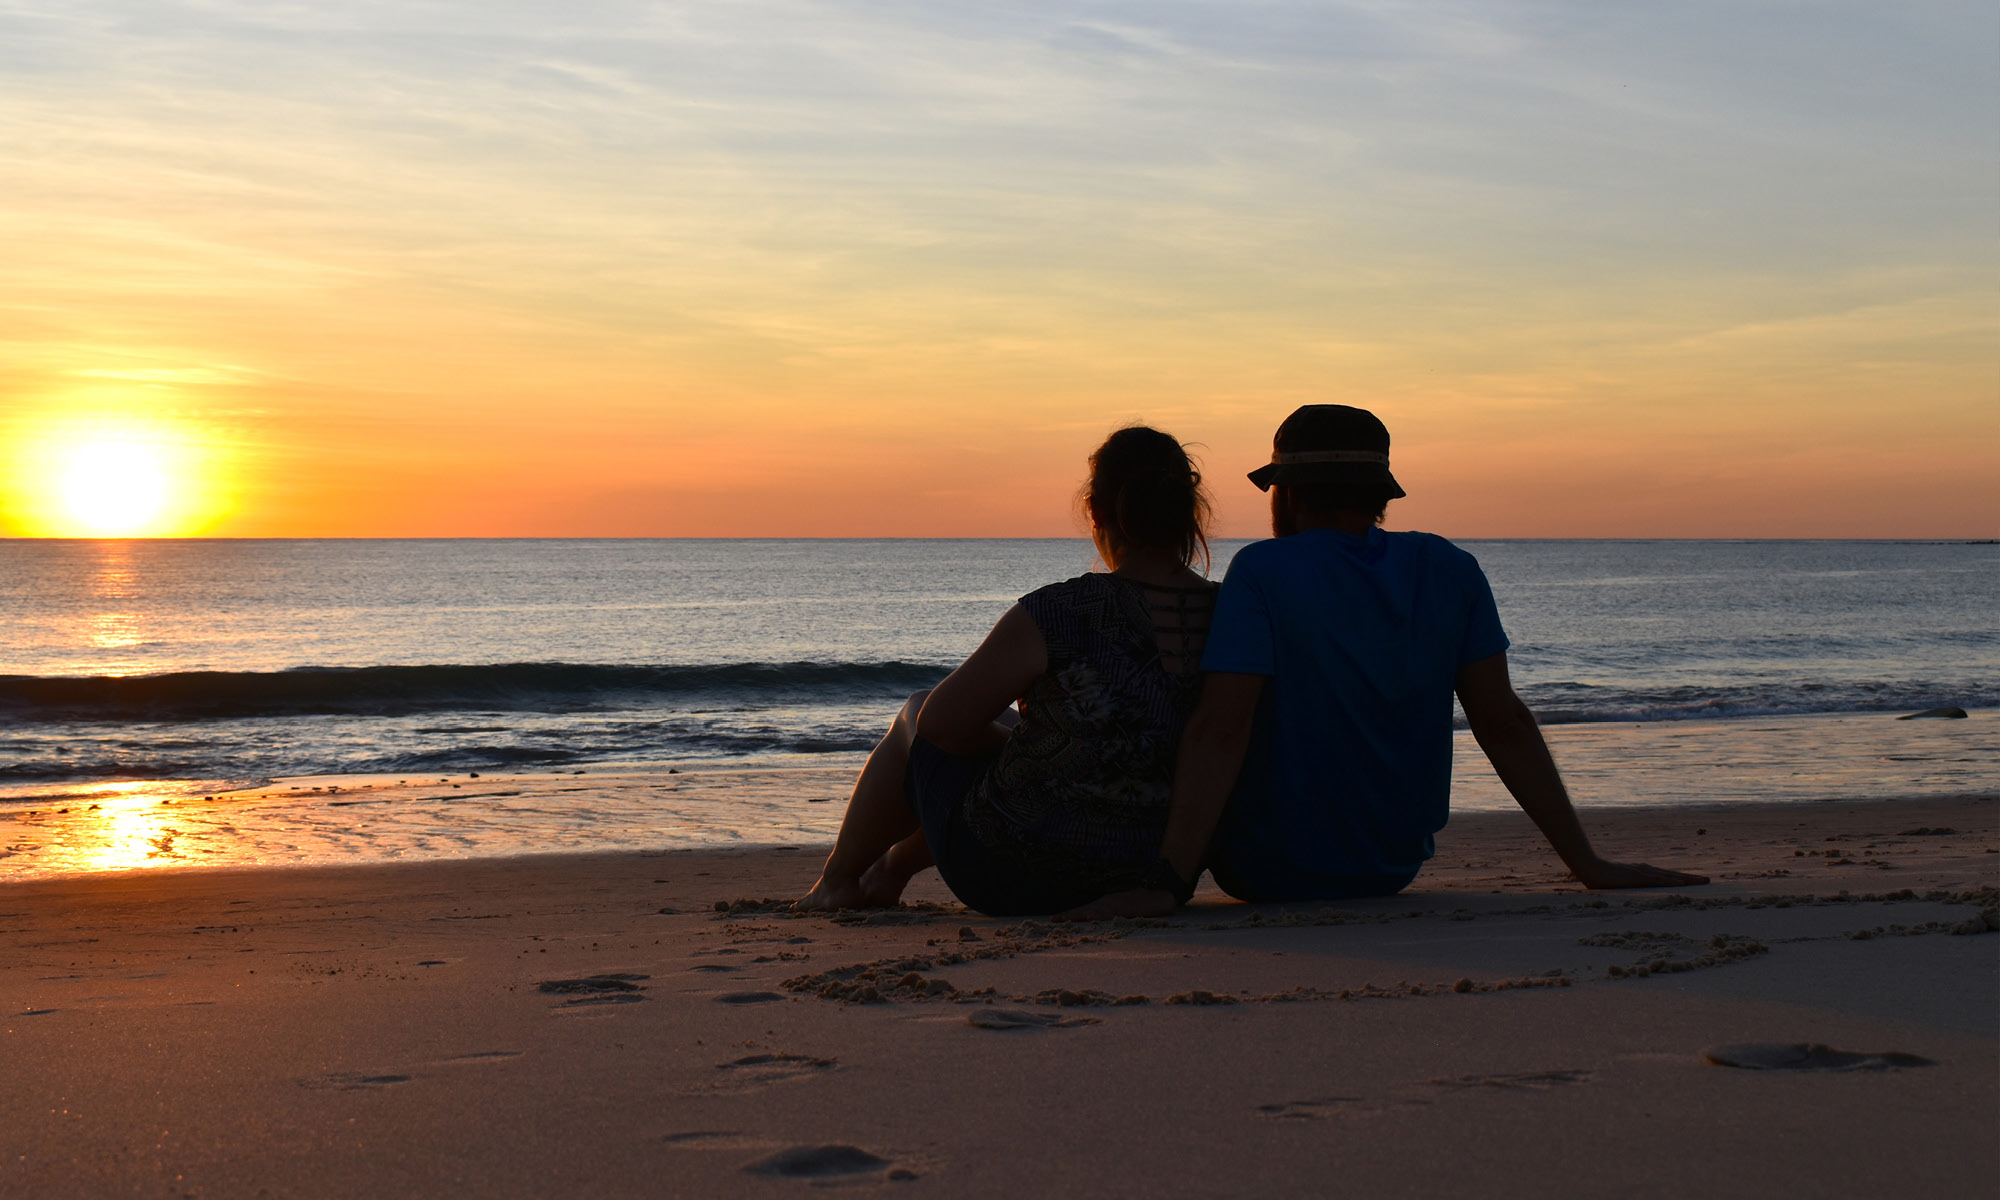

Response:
(1456, 653), (1707, 889)
(1160, 673), (1266, 879)
(1057, 672), (1266, 919)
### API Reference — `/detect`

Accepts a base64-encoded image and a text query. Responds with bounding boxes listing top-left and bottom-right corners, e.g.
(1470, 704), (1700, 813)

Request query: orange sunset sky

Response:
(2, 2), (1995, 540)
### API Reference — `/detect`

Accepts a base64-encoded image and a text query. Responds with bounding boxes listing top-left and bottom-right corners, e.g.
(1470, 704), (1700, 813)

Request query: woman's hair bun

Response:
(1084, 425), (1211, 570)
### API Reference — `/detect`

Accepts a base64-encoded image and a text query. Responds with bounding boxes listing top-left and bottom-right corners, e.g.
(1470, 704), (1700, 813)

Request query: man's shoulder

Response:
(1221, 530), (1488, 586)
(1229, 529), (1479, 564)
(1220, 535), (1344, 587)
(1386, 529), (1480, 564)
(1218, 536), (1285, 578)
(1345, 527), (1481, 575)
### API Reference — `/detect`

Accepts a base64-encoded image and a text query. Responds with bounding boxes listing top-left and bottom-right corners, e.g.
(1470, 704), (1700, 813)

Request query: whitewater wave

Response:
(0, 659), (1990, 791)
(0, 661), (1988, 730)
(0, 661), (947, 723)
(1511, 680), (1997, 727)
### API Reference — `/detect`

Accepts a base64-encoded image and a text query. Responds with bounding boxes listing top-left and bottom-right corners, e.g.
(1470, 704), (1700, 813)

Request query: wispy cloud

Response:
(0, 0), (1992, 534)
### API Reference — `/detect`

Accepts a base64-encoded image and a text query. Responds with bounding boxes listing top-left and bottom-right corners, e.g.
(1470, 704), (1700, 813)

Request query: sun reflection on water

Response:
(46, 540), (158, 664)
(72, 542), (149, 665)
(4, 781), (217, 875)
(84, 790), (187, 872)
(65, 784), (189, 873)
(86, 611), (145, 651)
(90, 537), (135, 587)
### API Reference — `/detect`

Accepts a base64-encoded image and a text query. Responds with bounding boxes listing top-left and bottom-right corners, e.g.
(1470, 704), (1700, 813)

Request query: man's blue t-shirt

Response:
(1200, 527), (1509, 895)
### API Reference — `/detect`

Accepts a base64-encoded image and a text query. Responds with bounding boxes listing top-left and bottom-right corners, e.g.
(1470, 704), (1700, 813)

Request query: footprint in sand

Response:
(1254, 1097), (1371, 1120)
(538, 973), (648, 993)
(966, 1008), (1099, 1030)
(688, 964), (740, 973)
(742, 1145), (895, 1180)
(1704, 1043), (1935, 1071)
(714, 990), (787, 1005)
(709, 1053), (838, 1092)
(299, 1073), (412, 1091)
(539, 973), (649, 1006)
(1260, 1071), (1588, 1119)
(441, 1051), (522, 1064)
(662, 1131), (779, 1152)
(1429, 1069), (1592, 1091)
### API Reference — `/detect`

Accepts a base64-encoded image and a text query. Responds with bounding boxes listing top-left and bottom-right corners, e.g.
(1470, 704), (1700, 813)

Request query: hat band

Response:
(1272, 450), (1389, 465)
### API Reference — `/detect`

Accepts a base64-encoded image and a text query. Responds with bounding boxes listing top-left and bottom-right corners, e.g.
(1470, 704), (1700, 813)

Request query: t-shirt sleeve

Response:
(1200, 551), (1277, 676)
(1458, 558), (1510, 665)
(1015, 579), (1073, 661)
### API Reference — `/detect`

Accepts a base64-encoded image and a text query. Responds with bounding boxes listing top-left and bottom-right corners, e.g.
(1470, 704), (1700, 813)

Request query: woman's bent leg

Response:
(856, 829), (935, 906)
(796, 691), (928, 911)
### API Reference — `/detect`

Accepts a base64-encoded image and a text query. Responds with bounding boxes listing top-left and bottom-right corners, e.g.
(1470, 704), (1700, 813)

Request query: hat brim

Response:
(1247, 461), (1406, 498)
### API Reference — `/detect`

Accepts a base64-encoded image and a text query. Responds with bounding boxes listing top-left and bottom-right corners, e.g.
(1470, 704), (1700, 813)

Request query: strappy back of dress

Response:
(1131, 579), (1216, 677)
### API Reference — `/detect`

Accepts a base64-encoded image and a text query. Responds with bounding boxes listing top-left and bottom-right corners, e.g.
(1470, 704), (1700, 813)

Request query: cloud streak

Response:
(0, 0), (1992, 535)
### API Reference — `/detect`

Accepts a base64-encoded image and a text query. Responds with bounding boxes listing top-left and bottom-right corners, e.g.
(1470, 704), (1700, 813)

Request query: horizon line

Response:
(4, 535), (1996, 545)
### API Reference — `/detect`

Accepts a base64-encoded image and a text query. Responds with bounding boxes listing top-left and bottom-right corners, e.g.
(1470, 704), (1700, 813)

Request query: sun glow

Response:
(4, 412), (234, 537)
(58, 439), (171, 534)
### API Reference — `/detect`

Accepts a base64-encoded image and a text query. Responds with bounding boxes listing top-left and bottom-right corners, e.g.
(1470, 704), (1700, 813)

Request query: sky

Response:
(1, 0), (1994, 538)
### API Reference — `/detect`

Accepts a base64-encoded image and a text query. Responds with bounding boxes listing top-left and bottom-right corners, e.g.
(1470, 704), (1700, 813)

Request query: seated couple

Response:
(797, 408), (1705, 918)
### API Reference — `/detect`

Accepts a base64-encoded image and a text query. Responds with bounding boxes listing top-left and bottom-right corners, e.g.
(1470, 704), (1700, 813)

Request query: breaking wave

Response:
(0, 662), (946, 723)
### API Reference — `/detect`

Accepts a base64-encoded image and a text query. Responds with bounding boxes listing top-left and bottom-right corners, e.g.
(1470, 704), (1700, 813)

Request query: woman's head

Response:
(1083, 425), (1211, 571)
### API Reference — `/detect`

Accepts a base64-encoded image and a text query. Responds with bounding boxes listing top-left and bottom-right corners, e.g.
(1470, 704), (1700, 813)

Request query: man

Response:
(1094, 405), (1705, 916)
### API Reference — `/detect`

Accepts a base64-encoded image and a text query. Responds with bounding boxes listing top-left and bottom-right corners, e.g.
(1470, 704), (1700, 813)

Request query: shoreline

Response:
(4, 708), (1993, 882)
(1, 792), (1994, 895)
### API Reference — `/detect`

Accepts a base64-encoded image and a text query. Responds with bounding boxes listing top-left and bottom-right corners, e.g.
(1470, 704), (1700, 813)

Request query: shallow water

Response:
(2, 538), (1992, 791)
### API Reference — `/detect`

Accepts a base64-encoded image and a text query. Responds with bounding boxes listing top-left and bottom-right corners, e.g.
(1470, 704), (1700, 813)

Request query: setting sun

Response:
(57, 438), (171, 535)
(2, 412), (233, 538)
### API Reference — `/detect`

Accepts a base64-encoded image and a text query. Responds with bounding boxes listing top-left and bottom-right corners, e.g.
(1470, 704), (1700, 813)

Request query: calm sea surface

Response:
(1, 538), (1994, 798)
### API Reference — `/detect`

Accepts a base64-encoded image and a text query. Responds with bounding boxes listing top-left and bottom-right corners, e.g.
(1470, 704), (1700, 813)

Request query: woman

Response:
(797, 425), (1216, 916)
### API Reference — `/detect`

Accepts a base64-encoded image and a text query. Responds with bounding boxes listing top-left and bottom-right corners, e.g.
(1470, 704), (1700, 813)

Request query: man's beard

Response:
(1271, 489), (1298, 538)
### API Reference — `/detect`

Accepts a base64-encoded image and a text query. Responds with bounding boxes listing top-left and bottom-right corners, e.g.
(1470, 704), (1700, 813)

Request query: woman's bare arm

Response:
(915, 604), (1047, 756)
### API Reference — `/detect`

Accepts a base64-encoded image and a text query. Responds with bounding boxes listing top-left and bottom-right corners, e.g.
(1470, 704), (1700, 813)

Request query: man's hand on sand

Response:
(1055, 888), (1179, 921)
(1573, 859), (1710, 889)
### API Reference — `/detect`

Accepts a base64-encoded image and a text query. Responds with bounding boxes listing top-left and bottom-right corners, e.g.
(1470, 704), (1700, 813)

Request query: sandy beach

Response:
(6, 0), (1993, 1190)
(4, 792), (1993, 1198)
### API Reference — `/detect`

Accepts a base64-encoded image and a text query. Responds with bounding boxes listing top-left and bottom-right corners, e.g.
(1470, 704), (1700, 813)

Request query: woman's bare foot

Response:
(796, 853), (915, 911)
(793, 875), (871, 912)
(856, 858), (913, 907)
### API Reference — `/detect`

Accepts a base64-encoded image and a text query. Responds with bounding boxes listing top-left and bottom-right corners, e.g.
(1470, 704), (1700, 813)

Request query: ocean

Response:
(2, 537), (1994, 795)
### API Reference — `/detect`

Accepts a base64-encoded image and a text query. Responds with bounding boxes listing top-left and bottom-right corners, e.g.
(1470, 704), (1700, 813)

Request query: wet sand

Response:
(3, 794), (1994, 1198)
(5, 708), (1994, 879)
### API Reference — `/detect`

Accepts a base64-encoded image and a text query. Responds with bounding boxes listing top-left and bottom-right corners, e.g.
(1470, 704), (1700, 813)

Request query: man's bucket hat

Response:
(1246, 404), (1407, 498)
